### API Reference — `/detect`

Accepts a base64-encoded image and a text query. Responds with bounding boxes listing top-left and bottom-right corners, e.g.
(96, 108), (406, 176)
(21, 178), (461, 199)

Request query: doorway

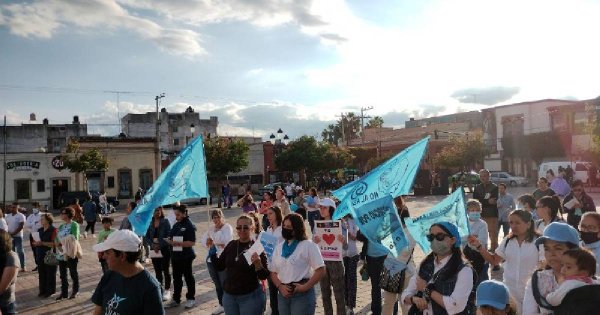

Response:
(52, 179), (69, 210)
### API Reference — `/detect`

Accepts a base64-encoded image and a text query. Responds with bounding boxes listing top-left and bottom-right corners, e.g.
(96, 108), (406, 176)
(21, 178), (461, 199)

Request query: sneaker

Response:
(211, 306), (224, 315)
(32, 266), (38, 272)
(84, 232), (88, 239)
(184, 300), (196, 309)
(164, 300), (180, 308)
(162, 290), (171, 301)
(92, 234), (96, 238)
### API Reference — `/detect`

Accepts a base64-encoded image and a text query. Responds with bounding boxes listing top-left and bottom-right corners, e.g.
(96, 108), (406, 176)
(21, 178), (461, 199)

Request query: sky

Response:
(1, 0), (599, 140)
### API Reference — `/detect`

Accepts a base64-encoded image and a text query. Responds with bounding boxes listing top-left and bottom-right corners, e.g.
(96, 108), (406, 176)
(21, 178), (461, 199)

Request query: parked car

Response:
(258, 182), (283, 195)
(180, 197), (208, 206)
(490, 171), (528, 187)
(539, 161), (591, 184)
(448, 171), (481, 191)
(58, 191), (93, 209)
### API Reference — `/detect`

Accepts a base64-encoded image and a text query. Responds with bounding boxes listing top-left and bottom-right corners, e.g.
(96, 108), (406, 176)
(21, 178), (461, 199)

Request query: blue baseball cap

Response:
(476, 280), (509, 310)
(535, 222), (580, 247)
(434, 221), (461, 248)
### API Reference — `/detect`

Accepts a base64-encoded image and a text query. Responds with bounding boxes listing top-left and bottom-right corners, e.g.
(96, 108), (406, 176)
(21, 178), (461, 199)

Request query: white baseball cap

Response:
(93, 229), (142, 253)
(318, 198), (337, 209)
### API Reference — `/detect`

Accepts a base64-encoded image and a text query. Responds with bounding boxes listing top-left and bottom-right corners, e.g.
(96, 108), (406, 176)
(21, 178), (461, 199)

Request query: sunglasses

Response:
(236, 225), (250, 231)
(211, 216), (221, 219)
(426, 233), (451, 242)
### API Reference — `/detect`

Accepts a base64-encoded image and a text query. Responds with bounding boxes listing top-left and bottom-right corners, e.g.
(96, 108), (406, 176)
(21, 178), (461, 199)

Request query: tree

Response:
(434, 134), (488, 170)
(501, 131), (566, 165)
(321, 112), (361, 145)
(365, 116), (384, 129)
(276, 136), (329, 175)
(63, 141), (109, 190)
(204, 137), (249, 207)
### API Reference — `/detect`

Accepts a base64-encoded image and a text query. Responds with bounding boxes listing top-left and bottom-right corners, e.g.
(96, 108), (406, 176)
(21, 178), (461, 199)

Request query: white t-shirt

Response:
(546, 278), (599, 306)
(265, 225), (284, 244)
(6, 212), (26, 237)
(0, 218), (7, 231)
(343, 218), (359, 257)
(496, 236), (544, 310)
(200, 223), (233, 258)
(25, 212), (44, 233)
(271, 240), (325, 284)
(285, 185), (294, 196)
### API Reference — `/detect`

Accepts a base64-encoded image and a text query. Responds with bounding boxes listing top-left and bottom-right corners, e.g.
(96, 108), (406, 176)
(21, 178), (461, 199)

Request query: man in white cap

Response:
(91, 229), (164, 315)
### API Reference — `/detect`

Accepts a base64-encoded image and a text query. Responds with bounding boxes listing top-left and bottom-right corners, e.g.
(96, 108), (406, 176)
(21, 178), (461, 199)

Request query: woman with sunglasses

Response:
(270, 213), (325, 315)
(55, 207), (81, 300)
(402, 221), (476, 314)
(313, 198), (346, 315)
(469, 210), (543, 314)
(165, 205), (197, 310)
(210, 214), (269, 315)
(200, 209), (232, 315)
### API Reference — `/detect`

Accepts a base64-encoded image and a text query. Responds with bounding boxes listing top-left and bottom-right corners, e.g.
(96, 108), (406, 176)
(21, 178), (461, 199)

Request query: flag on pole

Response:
(332, 137), (430, 220)
(352, 195), (409, 257)
(404, 187), (470, 253)
(129, 136), (209, 235)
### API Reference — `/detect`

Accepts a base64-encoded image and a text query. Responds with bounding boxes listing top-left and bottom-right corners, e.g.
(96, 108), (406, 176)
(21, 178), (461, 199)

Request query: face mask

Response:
(430, 239), (451, 256)
(282, 228), (294, 240)
(33, 209), (39, 214)
(468, 212), (481, 221)
(580, 231), (600, 244)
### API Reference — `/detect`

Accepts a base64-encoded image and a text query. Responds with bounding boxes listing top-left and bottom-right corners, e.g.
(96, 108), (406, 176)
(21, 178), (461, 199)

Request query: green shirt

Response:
(56, 221), (80, 244)
(97, 228), (115, 244)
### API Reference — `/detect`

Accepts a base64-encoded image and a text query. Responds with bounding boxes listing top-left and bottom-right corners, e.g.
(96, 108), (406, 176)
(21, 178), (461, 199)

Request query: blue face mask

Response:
(468, 212), (481, 221)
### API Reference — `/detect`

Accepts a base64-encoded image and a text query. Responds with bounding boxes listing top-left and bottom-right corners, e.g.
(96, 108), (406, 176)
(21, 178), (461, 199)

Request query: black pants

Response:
(366, 255), (386, 315)
(38, 262), (57, 296)
(85, 221), (96, 234)
(152, 249), (172, 291)
(267, 278), (279, 315)
(59, 258), (79, 297)
(172, 257), (195, 303)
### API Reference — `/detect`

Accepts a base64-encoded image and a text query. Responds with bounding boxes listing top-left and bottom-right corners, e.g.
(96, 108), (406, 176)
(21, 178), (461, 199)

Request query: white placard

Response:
(243, 240), (265, 265)
(314, 220), (343, 262)
(149, 250), (163, 258)
(173, 236), (183, 252)
(564, 198), (578, 209)
(31, 232), (41, 242)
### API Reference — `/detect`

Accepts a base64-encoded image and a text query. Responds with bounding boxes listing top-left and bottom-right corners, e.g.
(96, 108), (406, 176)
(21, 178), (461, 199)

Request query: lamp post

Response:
(154, 93), (165, 177)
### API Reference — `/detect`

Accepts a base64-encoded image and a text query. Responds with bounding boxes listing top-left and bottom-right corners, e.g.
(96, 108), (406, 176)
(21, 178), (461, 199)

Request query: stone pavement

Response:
(13, 187), (600, 314)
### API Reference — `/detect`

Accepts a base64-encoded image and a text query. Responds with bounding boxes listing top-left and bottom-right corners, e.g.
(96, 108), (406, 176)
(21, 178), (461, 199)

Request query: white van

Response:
(538, 161), (591, 184)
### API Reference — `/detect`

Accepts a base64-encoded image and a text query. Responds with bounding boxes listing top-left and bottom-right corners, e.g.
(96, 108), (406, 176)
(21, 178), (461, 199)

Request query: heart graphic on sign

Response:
(322, 234), (336, 245)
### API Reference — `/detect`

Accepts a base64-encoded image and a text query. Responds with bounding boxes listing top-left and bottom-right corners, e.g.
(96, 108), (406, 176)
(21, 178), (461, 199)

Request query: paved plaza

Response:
(13, 187), (600, 314)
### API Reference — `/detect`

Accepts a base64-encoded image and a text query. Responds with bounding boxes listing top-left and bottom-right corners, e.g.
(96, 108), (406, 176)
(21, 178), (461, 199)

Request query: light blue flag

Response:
(404, 187), (470, 253)
(259, 232), (278, 262)
(332, 137), (430, 220)
(352, 195), (409, 257)
(129, 136), (209, 235)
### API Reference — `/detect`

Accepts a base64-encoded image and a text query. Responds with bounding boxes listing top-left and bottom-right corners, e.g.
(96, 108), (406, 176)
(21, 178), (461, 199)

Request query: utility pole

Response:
(155, 93), (165, 178)
(3, 116), (6, 207)
(359, 106), (373, 145)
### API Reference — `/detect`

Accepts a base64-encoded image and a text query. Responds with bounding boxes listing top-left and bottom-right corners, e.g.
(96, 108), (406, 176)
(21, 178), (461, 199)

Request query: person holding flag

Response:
(401, 222), (476, 315)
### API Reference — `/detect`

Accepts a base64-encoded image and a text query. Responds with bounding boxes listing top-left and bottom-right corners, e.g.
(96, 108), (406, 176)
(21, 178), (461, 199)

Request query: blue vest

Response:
(418, 256), (476, 315)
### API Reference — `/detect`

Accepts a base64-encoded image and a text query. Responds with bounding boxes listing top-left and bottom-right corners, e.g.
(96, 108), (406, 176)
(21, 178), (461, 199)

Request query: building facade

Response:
(1, 116), (88, 154)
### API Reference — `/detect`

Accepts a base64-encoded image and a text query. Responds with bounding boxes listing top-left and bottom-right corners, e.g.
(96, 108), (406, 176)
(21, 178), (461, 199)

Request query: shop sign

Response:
(6, 160), (40, 171)
(52, 155), (67, 170)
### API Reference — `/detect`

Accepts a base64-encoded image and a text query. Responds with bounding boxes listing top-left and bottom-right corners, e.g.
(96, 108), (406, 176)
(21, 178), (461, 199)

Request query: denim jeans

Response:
(207, 260), (226, 305)
(0, 302), (16, 315)
(278, 287), (316, 315)
(343, 255), (359, 308)
(223, 286), (265, 315)
(12, 236), (25, 269)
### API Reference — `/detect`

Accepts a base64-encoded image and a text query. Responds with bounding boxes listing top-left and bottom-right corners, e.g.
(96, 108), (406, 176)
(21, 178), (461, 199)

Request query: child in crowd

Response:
(476, 280), (517, 315)
(465, 199), (489, 284)
(546, 248), (599, 306)
(97, 217), (115, 273)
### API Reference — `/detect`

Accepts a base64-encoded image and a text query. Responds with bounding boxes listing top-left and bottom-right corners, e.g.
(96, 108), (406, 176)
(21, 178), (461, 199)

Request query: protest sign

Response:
(314, 220), (344, 261)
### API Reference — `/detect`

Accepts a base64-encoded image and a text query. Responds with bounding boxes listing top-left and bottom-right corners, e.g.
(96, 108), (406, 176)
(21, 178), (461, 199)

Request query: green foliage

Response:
(321, 112), (360, 145)
(365, 116), (384, 129)
(589, 135), (600, 166)
(64, 141), (108, 173)
(348, 147), (377, 171)
(276, 136), (328, 173)
(204, 137), (250, 177)
(434, 134), (488, 169)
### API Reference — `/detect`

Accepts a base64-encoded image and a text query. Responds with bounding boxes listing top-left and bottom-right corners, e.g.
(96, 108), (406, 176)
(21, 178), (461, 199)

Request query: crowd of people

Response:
(0, 168), (599, 315)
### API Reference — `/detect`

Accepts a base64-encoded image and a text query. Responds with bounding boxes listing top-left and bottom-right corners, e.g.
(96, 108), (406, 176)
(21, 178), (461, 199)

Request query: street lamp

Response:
(276, 128), (283, 141)
(283, 134), (290, 145)
(269, 133), (276, 144)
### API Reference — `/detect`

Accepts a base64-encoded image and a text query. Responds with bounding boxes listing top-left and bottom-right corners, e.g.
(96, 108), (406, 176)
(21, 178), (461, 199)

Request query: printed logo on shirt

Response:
(180, 228), (186, 232)
(105, 293), (126, 315)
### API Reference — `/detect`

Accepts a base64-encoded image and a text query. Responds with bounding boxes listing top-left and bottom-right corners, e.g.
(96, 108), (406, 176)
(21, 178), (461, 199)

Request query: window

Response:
(172, 126), (178, 133)
(139, 169), (153, 191)
(15, 179), (30, 200)
(107, 176), (115, 188)
(118, 169), (132, 198)
(37, 179), (45, 192)
(173, 138), (180, 146)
